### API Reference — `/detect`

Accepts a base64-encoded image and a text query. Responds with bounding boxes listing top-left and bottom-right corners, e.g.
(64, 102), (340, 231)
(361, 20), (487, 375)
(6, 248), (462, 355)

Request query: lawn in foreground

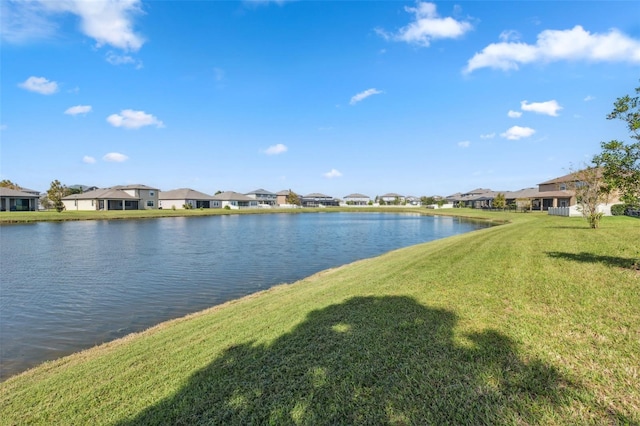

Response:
(0, 212), (638, 424)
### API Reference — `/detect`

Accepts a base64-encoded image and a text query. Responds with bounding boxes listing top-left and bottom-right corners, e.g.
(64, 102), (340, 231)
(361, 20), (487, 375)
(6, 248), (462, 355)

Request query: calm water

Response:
(0, 212), (489, 380)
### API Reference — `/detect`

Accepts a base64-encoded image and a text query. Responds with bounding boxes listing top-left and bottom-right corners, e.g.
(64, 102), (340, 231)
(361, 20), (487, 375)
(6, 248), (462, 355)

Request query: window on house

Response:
(559, 184), (567, 190)
(149, 191), (155, 196)
(147, 200), (154, 207)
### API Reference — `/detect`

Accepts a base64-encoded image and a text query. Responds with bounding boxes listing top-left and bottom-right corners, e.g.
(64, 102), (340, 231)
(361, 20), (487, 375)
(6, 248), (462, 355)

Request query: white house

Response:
(245, 188), (277, 206)
(343, 193), (370, 206)
(212, 191), (259, 209)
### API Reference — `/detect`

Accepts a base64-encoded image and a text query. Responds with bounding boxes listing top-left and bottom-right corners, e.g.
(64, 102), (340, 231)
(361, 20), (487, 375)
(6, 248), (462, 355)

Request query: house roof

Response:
(0, 187), (40, 198)
(344, 193), (369, 198)
(246, 188), (275, 196)
(212, 191), (255, 201)
(462, 188), (492, 196)
(304, 193), (333, 198)
(381, 193), (403, 198)
(62, 188), (139, 200)
(111, 184), (159, 191)
(503, 188), (542, 199)
(276, 189), (292, 195)
(159, 188), (213, 200)
(538, 168), (603, 185)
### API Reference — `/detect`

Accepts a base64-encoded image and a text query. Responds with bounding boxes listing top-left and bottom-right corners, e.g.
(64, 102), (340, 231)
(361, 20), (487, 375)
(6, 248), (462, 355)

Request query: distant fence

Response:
(548, 204), (615, 217)
(548, 207), (573, 217)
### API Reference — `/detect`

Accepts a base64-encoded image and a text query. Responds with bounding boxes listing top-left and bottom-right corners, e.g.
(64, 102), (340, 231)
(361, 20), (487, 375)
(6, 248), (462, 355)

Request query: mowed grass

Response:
(1, 211), (638, 424)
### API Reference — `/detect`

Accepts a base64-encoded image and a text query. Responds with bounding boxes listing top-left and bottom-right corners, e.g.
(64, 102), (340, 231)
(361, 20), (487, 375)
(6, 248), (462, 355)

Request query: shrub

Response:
(611, 204), (626, 216)
(224, 205), (231, 210)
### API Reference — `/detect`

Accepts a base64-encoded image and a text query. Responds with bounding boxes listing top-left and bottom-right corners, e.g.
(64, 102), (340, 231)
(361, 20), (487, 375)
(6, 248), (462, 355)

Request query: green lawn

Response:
(1, 211), (638, 425)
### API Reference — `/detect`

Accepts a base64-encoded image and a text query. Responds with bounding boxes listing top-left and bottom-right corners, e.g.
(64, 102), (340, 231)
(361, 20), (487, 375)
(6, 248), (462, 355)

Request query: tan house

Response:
(62, 188), (140, 211)
(62, 184), (159, 211)
(111, 184), (159, 209)
(158, 188), (214, 209)
(537, 170), (620, 216)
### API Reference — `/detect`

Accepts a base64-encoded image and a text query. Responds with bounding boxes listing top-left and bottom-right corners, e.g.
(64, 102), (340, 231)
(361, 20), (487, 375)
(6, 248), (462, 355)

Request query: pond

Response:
(0, 212), (490, 380)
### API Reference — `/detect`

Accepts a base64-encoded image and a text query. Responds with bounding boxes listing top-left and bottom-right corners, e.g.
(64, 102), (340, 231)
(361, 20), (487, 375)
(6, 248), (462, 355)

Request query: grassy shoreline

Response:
(1, 210), (638, 424)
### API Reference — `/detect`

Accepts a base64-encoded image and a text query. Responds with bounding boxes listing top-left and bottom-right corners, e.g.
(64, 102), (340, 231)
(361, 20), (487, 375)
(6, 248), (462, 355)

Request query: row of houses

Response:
(445, 171), (621, 216)
(0, 170), (623, 215)
(56, 187), (425, 211)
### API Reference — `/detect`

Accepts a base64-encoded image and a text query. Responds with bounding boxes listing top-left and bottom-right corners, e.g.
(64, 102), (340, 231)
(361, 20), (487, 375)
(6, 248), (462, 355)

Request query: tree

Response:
(516, 198), (532, 212)
(286, 190), (301, 206)
(47, 180), (69, 212)
(593, 83), (640, 207)
(0, 179), (21, 190)
(570, 166), (612, 229)
(493, 193), (506, 210)
(421, 196), (436, 206)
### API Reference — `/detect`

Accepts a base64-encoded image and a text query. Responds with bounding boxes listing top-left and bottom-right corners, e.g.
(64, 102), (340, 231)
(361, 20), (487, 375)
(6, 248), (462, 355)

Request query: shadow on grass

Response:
(547, 251), (640, 270)
(119, 296), (575, 425)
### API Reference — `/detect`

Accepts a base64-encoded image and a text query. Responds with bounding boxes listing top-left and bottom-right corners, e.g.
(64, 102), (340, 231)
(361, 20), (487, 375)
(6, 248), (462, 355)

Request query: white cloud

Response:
(82, 155), (96, 164)
(107, 109), (164, 129)
(65, 105), (92, 116)
(18, 76), (58, 95)
(106, 51), (143, 68)
(507, 110), (522, 118)
(584, 95), (595, 102)
(457, 141), (470, 148)
(501, 126), (536, 140)
(323, 169), (343, 178)
(465, 25), (640, 73)
(2, 0), (145, 51)
(264, 143), (288, 155)
(521, 100), (562, 116)
(103, 152), (128, 162)
(499, 30), (520, 42)
(376, 2), (472, 47)
(350, 88), (383, 105)
(480, 132), (495, 139)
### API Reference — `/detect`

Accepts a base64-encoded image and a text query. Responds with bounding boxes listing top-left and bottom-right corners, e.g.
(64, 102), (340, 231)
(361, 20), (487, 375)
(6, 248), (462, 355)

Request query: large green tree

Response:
(493, 193), (506, 210)
(593, 83), (640, 206)
(286, 190), (301, 206)
(47, 180), (69, 212)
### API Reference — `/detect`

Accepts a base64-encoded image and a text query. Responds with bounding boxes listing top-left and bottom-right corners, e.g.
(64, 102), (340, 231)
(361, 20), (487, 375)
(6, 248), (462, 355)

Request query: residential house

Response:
(0, 187), (39, 211)
(212, 191), (258, 209)
(276, 190), (292, 206)
(447, 188), (495, 208)
(158, 188), (215, 209)
(111, 184), (159, 209)
(343, 193), (370, 206)
(300, 193), (340, 207)
(62, 188), (141, 211)
(503, 188), (543, 211)
(245, 188), (277, 206)
(405, 195), (421, 206)
(537, 170), (619, 216)
(380, 193), (405, 205)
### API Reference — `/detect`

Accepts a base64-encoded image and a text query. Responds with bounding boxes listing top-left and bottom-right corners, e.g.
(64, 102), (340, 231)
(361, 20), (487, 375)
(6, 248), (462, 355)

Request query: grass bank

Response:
(1, 212), (638, 424)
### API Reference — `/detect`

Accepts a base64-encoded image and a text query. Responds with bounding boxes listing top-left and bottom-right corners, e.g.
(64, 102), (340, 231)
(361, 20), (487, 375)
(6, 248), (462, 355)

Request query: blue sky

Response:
(2, 0), (639, 198)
